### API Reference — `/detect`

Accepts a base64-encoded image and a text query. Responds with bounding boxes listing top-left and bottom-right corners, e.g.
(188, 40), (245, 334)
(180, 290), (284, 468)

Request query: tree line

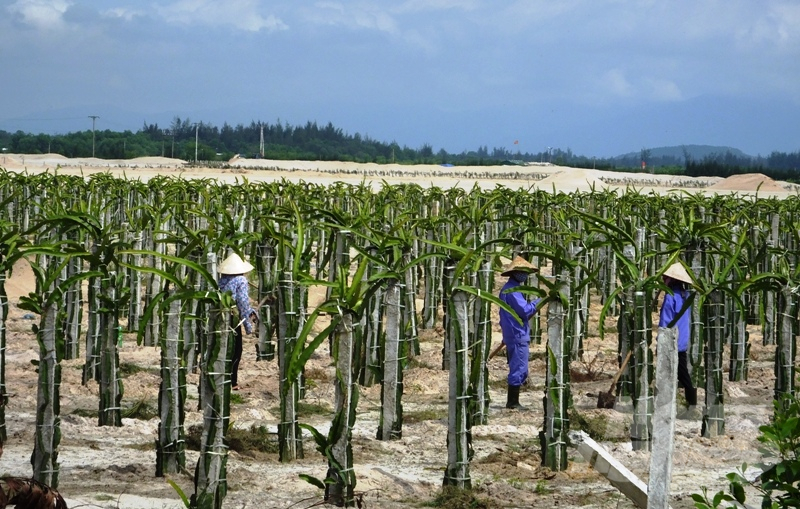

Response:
(1, 118), (799, 180)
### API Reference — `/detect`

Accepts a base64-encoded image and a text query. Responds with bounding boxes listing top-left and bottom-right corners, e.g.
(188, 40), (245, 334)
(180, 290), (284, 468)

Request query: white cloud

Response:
(737, 2), (800, 49)
(315, 1), (344, 13)
(602, 69), (633, 98)
(352, 8), (396, 32)
(596, 69), (683, 103)
(156, 0), (288, 32)
(308, 2), (398, 33)
(7, 0), (71, 30)
(102, 7), (145, 22)
(396, 0), (480, 13)
(646, 78), (683, 102)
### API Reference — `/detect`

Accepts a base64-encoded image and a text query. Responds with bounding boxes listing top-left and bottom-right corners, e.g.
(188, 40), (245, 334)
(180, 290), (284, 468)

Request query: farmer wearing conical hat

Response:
(498, 256), (543, 410)
(218, 252), (258, 391)
(659, 261), (698, 416)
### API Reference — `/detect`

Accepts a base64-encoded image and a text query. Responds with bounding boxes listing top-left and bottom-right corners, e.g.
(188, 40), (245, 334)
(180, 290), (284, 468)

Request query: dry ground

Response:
(0, 256), (779, 509)
(0, 156), (787, 508)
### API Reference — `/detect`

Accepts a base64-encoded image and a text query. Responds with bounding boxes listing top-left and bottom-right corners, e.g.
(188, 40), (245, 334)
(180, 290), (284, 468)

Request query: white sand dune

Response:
(1, 153), (797, 198)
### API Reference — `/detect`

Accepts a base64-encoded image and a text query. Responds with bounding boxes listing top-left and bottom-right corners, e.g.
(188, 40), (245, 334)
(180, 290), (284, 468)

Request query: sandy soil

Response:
(2, 153), (798, 196)
(0, 155), (788, 508)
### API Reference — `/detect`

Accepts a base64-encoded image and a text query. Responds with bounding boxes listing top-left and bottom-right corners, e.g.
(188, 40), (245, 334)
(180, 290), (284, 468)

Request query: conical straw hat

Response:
(663, 262), (693, 285)
(501, 256), (538, 276)
(218, 253), (254, 275)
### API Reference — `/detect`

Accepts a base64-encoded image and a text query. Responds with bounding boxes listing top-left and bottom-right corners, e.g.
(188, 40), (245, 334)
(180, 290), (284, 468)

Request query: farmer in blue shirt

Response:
(218, 252), (258, 391)
(659, 262), (697, 411)
(498, 256), (543, 410)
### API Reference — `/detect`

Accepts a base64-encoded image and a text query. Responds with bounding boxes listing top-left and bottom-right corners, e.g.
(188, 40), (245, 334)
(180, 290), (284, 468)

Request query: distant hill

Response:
(613, 144), (753, 163)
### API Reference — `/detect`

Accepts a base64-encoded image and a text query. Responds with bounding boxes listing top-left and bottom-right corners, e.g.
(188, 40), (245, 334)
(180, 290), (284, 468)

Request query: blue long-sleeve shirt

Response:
(218, 274), (255, 334)
(499, 279), (541, 343)
(658, 285), (691, 352)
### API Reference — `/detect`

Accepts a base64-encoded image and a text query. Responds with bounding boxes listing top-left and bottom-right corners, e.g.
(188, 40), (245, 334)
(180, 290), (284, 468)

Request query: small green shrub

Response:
(507, 478), (524, 489)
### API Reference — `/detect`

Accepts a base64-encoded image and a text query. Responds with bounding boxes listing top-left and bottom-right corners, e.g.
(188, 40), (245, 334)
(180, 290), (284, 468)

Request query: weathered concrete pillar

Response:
(647, 327), (678, 509)
(569, 430), (649, 509)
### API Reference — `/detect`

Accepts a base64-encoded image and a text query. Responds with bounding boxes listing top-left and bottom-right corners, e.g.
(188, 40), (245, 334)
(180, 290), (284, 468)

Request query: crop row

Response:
(0, 169), (797, 507)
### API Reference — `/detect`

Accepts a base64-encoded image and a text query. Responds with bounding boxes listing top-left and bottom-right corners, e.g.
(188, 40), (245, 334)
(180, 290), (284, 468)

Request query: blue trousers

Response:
(506, 337), (529, 387)
(231, 324), (243, 387)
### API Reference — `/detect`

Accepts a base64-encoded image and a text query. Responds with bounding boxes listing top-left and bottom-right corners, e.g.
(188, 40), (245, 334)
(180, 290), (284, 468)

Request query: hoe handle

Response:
(608, 350), (632, 392)
(488, 342), (506, 360)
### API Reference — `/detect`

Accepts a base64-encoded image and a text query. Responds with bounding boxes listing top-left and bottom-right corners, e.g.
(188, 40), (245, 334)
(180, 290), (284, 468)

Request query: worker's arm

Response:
(507, 290), (541, 321)
(232, 277), (256, 334)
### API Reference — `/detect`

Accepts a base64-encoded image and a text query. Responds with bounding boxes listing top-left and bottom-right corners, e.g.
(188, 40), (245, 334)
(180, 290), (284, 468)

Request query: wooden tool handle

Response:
(608, 350), (632, 392)
(488, 342), (506, 360)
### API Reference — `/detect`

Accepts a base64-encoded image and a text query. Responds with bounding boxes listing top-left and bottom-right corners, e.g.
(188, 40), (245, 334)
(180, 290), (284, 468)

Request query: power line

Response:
(0, 116), (89, 122)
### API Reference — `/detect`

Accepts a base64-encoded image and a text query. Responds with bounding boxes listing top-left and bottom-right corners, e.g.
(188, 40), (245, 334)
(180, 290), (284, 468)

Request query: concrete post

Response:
(647, 327), (678, 509)
(569, 430), (650, 509)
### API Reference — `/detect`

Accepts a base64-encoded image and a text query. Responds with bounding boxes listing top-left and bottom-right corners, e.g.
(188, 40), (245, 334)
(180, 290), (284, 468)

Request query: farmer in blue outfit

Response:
(498, 256), (543, 410)
(218, 252), (258, 391)
(659, 262), (697, 412)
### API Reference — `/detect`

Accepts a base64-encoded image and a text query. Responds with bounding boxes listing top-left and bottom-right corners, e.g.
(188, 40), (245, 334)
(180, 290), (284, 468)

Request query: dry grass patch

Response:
(186, 424), (279, 458)
(404, 408), (447, 424)
(425, 486), (502, 509)
(305, 366), (333, 383)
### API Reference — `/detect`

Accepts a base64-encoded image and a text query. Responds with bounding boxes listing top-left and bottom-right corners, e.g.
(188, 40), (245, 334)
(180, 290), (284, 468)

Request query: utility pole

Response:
(164, 130), (174, 158)
(194, 123), (199, 162)
(89, 115), (99, 157)
(259, 125), (265, 158)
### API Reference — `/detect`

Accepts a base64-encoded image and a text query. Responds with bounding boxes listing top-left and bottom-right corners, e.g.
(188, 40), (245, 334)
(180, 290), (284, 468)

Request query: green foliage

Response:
(11, 122), (799, 172)
(167, 479), (191, 508)
(693, 394), (800, 509)
(296, 422), (348, 494)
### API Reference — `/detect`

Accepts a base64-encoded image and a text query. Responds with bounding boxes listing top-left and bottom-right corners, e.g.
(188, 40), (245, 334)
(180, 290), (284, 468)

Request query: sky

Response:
(2, 0), (799, 158)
